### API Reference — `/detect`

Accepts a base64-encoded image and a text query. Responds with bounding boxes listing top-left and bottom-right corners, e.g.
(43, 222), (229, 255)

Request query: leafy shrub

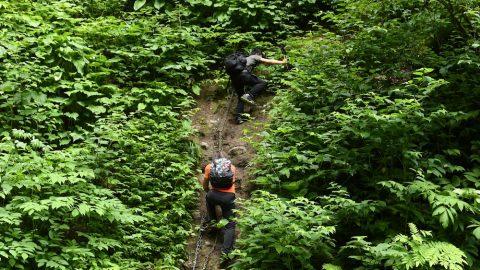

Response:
(3, 0), (479, 269)
(0, 0), (214, 268)
(247, 0), (480, 268)
(344, 224), (467, 270)
(134, 0), (330, 35)
(0, 136), (144, 269)
(231, 191), (336, 270)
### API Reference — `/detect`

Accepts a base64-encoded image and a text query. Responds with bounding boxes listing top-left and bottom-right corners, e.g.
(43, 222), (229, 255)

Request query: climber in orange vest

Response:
(201, 153), (237, 258)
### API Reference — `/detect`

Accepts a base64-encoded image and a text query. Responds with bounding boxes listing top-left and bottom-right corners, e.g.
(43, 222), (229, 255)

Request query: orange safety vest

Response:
(203, 163), (236, 193)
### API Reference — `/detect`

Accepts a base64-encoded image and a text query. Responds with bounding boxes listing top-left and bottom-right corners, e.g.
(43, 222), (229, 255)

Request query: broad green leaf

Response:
(279, 168), (290, 178)
(216, 219), (229, 228)
(54, 71), (63, 81)
(323, 264), (342, 270)
(154, 0), (164, 9)
(134, 0), (147, 10)
(283, 181), (301, 191)
(1, 183), (12, 195)
(78, 203), (90, 216)
(88, 105), (107, 114)
(192, 85), (201, 95)
(473, 227), (480, 240)
(0, 46), (6, 57)
(72, 59), (86, 75)
(439, 211), (449, 228)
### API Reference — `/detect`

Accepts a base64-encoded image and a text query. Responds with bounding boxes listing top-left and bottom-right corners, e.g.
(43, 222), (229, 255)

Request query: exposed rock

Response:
(192, 210), (201, 220)
(182, 261), (192, 270)
(232, 156), (249, 168)
(228, 146), (247, 157)
(200, 142), (209, 149)
(196, 129), (206, 137)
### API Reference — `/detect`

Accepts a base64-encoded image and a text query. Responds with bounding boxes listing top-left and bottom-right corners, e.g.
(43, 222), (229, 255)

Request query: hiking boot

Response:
(240, 94), (255, 105)
(219, 259), (232, 269)
(235, 116), (246, 125)
(201, 219), (215, 233)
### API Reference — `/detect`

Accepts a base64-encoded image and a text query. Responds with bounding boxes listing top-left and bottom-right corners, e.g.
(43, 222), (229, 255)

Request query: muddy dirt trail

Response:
(184, 83), (271, 270)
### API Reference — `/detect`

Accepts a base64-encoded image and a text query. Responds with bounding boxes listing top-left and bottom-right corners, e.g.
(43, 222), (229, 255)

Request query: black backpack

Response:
(209, 158), (234, 189)
(225, 52), (247, 76)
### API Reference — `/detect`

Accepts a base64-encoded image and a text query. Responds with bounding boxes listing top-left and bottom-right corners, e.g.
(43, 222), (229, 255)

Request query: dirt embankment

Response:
(184, 83), (271, 270)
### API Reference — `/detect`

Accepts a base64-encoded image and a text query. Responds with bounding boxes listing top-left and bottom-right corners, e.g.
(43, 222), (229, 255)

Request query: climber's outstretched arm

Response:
(259, 57), (288, 65)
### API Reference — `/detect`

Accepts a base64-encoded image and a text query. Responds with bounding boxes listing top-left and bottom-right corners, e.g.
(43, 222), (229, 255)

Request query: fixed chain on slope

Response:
(212, 80), (235, 157)
(192, 80), (235, 270)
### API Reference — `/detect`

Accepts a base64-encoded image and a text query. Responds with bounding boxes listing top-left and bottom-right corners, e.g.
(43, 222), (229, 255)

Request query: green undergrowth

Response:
(235, 0), (480, 269)
(0, 0), (326, 268)
(0, 1), (216, 268)
(4, 0), (479, 269)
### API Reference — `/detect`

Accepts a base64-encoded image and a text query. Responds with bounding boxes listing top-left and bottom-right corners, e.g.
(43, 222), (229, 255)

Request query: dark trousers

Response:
(206, 190), (236, 254)
(231, 71), (267, 118)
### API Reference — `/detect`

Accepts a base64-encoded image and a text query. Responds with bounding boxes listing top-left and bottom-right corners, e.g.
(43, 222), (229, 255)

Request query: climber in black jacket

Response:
(225, 49), (288, 124)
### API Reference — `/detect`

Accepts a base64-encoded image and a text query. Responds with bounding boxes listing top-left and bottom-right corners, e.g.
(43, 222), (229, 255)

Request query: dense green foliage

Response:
(232, 192), (335, 269)
(0, 0), (218, 268)
(134, 0), (327, 33)
(344, 223), (466, 270)
(0, 0), (326, 268)
(237, 0), (480, 269)
(3, 0), (480, 269)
